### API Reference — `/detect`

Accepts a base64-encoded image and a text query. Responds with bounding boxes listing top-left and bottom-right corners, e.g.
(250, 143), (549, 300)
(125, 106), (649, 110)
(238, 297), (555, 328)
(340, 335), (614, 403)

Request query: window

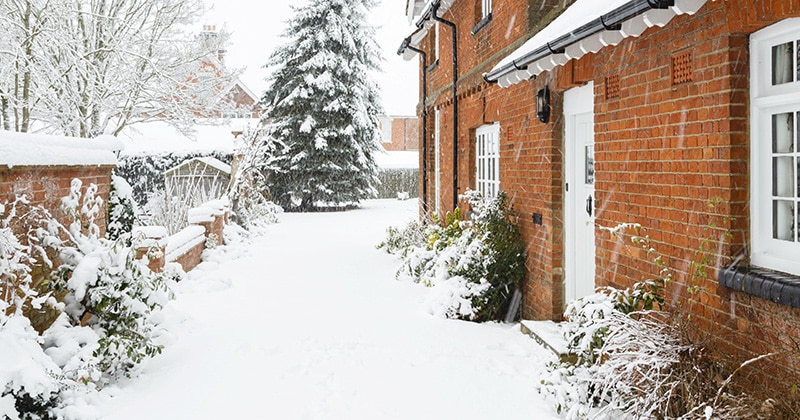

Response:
(476, 124), (500, 199)
(471, 0), (493, 34)
(381, 117), (392, 143)
(750, 18), (800, 276)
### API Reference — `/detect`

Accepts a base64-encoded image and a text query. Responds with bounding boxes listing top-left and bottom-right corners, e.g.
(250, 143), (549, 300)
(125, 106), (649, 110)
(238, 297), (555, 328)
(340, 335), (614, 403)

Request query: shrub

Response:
(1, 179), (180, 416)
(107, 175), (138, 241)
(538, 224), (798, 419)
(379, 191), (526, 322)
(53, 179), (174, 383)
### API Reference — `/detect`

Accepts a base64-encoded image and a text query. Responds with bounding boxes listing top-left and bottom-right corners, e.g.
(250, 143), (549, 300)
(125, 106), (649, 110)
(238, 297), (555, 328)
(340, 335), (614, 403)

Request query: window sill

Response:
(471, 13), (492, 35)
(718, 265), (800, 308)
(427, 59), (439, 73)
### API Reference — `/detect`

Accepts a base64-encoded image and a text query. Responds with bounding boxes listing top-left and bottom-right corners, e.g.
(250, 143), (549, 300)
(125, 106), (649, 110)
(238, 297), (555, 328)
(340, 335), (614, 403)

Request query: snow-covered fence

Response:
(135, 200), (228, 272)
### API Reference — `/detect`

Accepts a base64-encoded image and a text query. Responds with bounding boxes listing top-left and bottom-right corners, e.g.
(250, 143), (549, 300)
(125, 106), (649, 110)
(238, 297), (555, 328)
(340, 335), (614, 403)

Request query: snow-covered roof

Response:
(486, 0), (707, 87)
(405, 0), (428, 25)
(0, 131), (120, 168)
(398, 0), (457, 61)
(118, 120), (258, 156)
(165, 156), (231, 176)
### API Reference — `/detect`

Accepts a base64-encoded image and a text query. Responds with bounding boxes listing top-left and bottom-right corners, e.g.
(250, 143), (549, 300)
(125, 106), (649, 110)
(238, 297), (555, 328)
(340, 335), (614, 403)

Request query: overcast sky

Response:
(204, 0), (419, 116)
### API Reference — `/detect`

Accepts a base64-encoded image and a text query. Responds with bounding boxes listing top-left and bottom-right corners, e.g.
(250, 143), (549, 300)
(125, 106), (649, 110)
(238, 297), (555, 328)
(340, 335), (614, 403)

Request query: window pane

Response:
(773, 41), (794, 85)
(773, 157), (795, 197)
(773, 200), (796, 241)
(772, 112), (794, 153)
(585, 145), (595, 185)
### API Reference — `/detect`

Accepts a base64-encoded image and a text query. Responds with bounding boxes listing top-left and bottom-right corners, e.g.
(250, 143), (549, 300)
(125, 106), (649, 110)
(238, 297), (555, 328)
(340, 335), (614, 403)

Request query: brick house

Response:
(399, 0), (800, 382)
(380, 115), (421, 151)
(191, 25), (262, 119)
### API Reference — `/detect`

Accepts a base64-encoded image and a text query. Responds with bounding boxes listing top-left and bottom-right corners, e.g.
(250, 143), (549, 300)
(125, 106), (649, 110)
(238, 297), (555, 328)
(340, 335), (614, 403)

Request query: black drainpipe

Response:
(403, 40), (429, 212)
(431, 2), (459, 211)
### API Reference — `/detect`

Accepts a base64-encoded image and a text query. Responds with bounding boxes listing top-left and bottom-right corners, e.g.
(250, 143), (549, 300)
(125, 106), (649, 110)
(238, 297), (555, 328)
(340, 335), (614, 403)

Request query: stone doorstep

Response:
(520, 320), (577, 364)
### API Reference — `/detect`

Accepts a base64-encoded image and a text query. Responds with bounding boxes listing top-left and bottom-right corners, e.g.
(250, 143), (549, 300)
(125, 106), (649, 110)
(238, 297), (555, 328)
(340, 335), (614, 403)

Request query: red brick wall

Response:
(412, 0), (800, 382)
(383, 117), (420, 151)
(171, 240), (205, 272)
(0, 165), (113, 235)
(587, 0), (800, 381)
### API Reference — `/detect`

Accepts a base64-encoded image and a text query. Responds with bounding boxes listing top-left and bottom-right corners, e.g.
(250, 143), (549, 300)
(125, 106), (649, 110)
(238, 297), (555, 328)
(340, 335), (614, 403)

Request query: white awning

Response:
(398, 0), (458, 61)
(487, 0), (707, 88)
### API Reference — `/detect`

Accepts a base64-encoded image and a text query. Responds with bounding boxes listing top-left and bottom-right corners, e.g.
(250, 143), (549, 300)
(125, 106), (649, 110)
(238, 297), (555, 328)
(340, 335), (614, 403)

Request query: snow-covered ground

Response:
(95, 199), (560, 419)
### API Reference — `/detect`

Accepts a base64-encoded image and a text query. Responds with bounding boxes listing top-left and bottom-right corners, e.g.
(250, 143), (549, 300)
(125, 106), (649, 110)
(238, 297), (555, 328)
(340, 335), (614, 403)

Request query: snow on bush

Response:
(1, 197), (69, 418)
(106, 176), (138, 241)
(54, 179), (175, 383)
(228, 127), (284, 230)
(1, 179), (178, 418)
(536, 225), (794, 419)
(378, 191), (525, 322)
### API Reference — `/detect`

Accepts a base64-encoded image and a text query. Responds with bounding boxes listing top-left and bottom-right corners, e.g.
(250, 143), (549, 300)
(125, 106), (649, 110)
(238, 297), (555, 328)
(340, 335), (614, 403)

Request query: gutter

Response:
(398, 0), (460, 212)
(484, 0), (676, 83)
(430, 2), (460, 211)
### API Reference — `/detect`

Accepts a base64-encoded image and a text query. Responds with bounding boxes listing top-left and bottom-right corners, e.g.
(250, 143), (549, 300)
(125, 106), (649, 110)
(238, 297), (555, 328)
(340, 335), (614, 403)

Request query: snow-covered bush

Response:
(379, 191), (525, 322)
(2, 178), (177, 418)
(537, 227), (795, 419)
(540, 299), (786, 419)
(107, 175), (138, 241)
(228, 127), (284, 230)
(229, 189), (282, 231)
(54, 179), (175, 383)
(1, 198), (74, 418)
(0, 312), (62, 420)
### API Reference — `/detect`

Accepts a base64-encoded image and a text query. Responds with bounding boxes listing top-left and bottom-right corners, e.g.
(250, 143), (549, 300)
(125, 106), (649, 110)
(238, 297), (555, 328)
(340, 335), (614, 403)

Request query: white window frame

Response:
(482, 0), (492, 19)
(381, 117), (392, 143)
(476, 123), (500, 199)
(434, 22), (440, 62)
(750, 18), (800, 276)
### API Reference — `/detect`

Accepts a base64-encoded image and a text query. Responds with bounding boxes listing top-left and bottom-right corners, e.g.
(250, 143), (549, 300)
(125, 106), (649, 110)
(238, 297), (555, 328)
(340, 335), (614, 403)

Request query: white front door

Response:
(564, 82), (596, 304)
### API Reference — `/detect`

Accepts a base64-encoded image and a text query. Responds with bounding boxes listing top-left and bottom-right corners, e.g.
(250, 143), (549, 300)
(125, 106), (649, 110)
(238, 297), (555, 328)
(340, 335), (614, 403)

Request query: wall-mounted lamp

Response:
(536, 86), (550, 123)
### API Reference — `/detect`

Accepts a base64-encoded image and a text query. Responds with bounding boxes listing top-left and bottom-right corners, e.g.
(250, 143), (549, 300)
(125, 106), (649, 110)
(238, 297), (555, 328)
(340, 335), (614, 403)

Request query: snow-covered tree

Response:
(0, 0), (236, 137)
(260, 0), (383, 211)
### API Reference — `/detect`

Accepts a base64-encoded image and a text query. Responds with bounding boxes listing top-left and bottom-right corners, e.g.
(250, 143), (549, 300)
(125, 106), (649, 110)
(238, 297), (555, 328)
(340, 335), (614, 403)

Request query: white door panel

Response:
(564, 82), (596, 304)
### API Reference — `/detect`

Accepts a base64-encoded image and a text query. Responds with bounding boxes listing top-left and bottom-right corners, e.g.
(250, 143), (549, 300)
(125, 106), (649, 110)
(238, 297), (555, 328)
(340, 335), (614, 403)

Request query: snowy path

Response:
(97, 199), (561, 419)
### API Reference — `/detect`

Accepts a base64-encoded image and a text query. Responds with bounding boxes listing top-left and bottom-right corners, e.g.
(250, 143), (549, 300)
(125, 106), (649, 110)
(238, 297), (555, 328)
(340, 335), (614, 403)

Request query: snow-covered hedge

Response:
(378, 191), (525, 322)
(375, 168), (418, 199)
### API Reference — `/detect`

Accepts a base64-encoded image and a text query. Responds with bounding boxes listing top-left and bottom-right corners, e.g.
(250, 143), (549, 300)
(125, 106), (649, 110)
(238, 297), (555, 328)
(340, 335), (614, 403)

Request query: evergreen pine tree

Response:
(260, 0), (383, 211)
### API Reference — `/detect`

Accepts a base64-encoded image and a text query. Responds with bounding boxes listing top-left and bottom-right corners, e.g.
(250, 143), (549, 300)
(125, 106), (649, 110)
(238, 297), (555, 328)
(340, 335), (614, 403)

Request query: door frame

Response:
(563, 81), (596, 304)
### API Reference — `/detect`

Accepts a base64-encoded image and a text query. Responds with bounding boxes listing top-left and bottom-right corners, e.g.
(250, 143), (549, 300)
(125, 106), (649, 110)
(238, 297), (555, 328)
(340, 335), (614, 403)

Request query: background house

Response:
(399, 0), (800, 386)
(380, 115), (420, 151)
(376, 115), (420, 199)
